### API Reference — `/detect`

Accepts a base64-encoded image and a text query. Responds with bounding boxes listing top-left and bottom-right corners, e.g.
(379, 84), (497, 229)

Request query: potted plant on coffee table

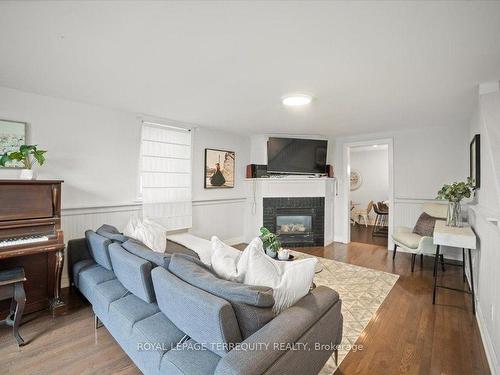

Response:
(259, 227), (281, 258)
(0, 144), (47, 180)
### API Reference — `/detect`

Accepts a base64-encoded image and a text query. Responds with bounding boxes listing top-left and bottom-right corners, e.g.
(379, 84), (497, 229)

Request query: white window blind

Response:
(140, 122), (192, 230)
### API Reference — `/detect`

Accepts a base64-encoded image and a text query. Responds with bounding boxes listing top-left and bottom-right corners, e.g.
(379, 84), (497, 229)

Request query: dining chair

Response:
(352, 200), (374, 227)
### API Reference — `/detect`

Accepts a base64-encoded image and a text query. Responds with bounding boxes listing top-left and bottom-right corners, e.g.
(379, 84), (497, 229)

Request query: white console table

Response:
(432, 220), (477, 314)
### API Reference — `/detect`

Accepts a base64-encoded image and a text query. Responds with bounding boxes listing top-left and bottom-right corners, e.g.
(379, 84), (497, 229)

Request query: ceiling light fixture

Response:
(282, 94), (313, 106)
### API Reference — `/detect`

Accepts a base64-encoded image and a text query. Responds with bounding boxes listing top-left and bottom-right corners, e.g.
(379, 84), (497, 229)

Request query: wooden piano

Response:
(0, 179), (65, 318)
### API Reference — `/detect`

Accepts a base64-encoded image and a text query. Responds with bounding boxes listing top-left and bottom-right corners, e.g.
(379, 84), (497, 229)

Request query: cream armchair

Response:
(392, 203), (448, 272)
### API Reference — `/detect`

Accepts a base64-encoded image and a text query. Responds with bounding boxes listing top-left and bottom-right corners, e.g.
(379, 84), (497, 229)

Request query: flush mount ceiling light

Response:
(282, 94), (313, 106)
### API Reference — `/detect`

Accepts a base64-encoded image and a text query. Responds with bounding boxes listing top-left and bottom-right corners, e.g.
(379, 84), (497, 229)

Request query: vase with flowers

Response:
(436, 178), (474, 227)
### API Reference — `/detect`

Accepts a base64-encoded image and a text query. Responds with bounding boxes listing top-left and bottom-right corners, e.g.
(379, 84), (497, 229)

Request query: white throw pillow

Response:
(123, 216), (141, 238)
(243, 238), (317, 314)
(127, 218), (167, 253)
(210, 236), (253, 282)
(168, 233), (214, 266)
(211, 236), (317, 314)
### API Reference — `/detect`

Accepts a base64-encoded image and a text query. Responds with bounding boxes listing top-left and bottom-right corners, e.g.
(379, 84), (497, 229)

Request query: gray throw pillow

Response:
(168, 253), (275, 339)
(413, 212), (437, 237)
(96, 224), (128, 243)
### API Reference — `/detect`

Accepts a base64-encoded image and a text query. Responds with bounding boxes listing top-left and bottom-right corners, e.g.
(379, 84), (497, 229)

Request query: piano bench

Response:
(0, 267), (27, 346)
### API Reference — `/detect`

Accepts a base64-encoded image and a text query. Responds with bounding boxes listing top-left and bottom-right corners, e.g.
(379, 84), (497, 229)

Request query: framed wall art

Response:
(204, 148), (235, 189)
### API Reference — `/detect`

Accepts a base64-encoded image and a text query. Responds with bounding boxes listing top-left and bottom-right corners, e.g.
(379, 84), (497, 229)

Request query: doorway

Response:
(343, 139), (393, 248)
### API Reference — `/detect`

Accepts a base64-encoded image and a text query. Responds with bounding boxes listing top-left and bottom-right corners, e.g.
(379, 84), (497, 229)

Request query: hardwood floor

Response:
(350, 224), (388, 247)
(0, 241), (490, 375)
(298, 242), (490, 375)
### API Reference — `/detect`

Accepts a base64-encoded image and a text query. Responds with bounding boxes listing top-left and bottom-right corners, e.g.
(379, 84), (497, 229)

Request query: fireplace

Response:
(276, 209), (314, 245)
(263, 197), (324, 247)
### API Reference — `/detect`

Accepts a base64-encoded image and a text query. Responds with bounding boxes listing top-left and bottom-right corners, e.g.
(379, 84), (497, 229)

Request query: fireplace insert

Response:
(263, 197), (325, 247)
(275, 208), (315, 245)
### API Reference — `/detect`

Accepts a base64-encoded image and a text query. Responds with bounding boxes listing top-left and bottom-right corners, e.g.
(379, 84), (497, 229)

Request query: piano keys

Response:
(0, 179), (65, 318)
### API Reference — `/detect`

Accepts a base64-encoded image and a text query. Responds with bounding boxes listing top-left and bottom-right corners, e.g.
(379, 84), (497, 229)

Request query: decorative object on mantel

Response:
(0, 119), (27, 168)
(204, 148), (235, 188)
(470, 134), (480, 189)
(350, 169), (362, 191)
(0, 144), (47, 180)
(259, 227), (282, 258)
(436, 178), (474, 227)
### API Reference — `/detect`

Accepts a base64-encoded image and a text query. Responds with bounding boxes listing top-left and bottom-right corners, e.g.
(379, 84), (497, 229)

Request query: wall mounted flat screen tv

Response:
(267, 137), (328, 174)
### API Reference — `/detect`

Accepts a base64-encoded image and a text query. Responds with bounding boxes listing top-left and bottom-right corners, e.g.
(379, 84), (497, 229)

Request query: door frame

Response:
(342, 138), (394, 249)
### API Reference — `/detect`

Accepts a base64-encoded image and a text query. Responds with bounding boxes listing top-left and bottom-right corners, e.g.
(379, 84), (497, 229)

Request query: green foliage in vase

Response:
(436, 178), (474, 202)
(259, 227), (281, 252)
(0, 144), (47, 169)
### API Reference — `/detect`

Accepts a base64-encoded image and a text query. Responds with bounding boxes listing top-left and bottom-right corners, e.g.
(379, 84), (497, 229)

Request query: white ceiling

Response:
(1, 1), (500, 136)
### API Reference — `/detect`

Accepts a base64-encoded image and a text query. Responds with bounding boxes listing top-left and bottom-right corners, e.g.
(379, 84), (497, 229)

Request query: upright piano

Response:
(0, 180), (65, 317)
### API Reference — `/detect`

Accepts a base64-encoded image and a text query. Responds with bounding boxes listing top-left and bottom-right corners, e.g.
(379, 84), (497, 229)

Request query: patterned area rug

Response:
(291, 251), (399, 374)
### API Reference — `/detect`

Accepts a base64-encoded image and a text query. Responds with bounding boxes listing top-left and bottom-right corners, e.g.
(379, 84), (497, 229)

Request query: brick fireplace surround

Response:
(263, 197), (325, 247)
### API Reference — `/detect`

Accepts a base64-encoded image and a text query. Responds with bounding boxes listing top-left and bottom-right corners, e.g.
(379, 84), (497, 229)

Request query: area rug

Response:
(291, 251), (399, 374)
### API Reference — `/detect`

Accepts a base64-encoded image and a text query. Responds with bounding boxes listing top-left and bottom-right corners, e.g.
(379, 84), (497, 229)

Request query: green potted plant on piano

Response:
(0, 144), (47, 180)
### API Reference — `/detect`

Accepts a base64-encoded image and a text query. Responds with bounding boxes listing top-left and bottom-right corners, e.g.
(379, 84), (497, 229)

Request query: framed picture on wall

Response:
(0, 119), (27, 168)
(204, 148), (235, 189)
(470, 134), (480, 189)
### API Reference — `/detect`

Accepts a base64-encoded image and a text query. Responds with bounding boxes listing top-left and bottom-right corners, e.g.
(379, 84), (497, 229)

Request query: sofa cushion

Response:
(166, 233), (212, 265)
(412, 212), (436, 237)
(85, 230), (113, 270)
(122, 239), (170, 268)
(152, 267), (242, 356)
(72, 259), (95, 288)
(169, 253), (275, 339)
(393, 227), (422, 249)
(166, 239), (201, 260)
(93, 278), (128, 321)
(109, 243), (155, 303)
(96, 224), (128, 243)
(78, 265), (116, 304)
(108, 294), (160, 336)
(130, 312), (185, 374)
(160, 338), (221, 375)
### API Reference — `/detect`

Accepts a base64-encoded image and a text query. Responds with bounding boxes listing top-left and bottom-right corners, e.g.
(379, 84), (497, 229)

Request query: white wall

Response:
(0, 86), (251, 287)
(0, 86), (141, 208)
(468, 88), (500, 375)
(333, 125), (469, 246)
(190, 126), (250, 243)
(350, 148), (389, 222)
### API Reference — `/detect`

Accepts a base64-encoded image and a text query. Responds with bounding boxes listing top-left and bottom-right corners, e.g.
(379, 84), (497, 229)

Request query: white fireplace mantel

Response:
(243, 178), (336, 245)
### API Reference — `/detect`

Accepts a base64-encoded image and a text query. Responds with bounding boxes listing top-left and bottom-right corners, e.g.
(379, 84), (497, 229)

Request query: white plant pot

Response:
(19, 169), (36, 180)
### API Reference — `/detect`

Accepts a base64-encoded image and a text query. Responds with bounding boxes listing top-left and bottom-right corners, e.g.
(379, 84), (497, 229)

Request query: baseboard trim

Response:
(476, 304), (499, 375)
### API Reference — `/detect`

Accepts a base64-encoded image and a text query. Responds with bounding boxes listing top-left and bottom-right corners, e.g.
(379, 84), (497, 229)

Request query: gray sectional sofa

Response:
(67, 225), (343, 375)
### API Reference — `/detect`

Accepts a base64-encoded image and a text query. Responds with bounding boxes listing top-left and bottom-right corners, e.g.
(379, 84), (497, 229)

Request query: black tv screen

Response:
(267, 137), (328, 174)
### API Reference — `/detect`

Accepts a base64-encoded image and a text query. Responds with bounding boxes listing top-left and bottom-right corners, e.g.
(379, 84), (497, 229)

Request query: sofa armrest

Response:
(67, 238), (92, 286)
(214, 286), (342, 375)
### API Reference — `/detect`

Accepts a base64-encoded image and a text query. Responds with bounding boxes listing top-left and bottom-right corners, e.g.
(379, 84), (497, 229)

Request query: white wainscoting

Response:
(60, 199), (247, 288)
(61, 203), (142, 288)
(190, 198), (246, 245)
(469, 205), (500, 375)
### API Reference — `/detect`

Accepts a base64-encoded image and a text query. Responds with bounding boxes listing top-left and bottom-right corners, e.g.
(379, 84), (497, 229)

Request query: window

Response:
(140, 121), (192, 230)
